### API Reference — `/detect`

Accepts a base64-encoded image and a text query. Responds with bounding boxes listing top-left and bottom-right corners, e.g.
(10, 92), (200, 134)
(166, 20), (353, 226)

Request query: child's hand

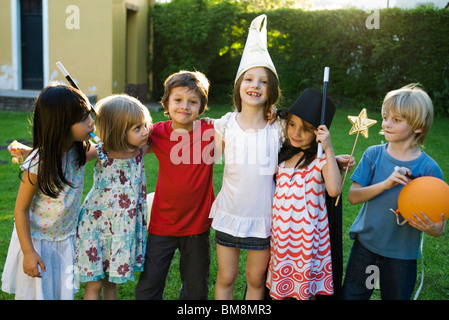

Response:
(315, 125), (333, 152)
(23, 251), (46, 278)
(265, 105), (277, 125)
(336, 154), (355, 172)
(8, 140), (32, 164)
(382, 167), (411, 190)
(147, 122), (154, 136)
(200, 117), (215, 125)
(8, 140), (31, 157)
(407, 212), (446, 237)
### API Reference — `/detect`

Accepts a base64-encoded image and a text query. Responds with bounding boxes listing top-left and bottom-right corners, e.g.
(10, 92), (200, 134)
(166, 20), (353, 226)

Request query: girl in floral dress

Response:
(74, 95), (152, 299)
(266, 89), (342, 300)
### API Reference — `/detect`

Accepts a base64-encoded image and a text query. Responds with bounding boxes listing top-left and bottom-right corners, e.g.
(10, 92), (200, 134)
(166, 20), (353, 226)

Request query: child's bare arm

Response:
(213, 131), (225, 164)
(86, 141), (99, 162)
(322, 151), (342, 197)
(14, 171), (46, 278)
(317, 125), (341, 197)
(348, 169), (410, 205)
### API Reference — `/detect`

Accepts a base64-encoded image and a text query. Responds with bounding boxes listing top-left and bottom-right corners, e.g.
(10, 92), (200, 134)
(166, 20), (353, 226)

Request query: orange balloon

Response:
(397, 176), (449, 223)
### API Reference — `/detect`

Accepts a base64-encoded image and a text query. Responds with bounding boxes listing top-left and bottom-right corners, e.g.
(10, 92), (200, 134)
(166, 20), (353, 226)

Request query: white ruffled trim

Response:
(211, 208), (271, 239)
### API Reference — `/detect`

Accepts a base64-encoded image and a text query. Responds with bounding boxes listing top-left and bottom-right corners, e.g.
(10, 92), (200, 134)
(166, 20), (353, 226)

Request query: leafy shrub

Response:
(151, 1), (449, 116)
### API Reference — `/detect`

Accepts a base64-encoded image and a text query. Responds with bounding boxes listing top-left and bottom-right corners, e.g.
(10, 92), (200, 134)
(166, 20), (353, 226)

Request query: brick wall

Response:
(0, 92), (97, 112)
(0, 96), (36, 112)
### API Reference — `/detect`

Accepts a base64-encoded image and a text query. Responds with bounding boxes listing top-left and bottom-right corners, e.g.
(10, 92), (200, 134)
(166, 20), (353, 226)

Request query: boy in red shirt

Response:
(135, 71), (215, 300)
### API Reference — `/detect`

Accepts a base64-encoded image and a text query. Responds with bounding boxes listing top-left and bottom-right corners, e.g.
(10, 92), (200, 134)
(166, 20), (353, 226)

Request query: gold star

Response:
(347, 108), (377, 138)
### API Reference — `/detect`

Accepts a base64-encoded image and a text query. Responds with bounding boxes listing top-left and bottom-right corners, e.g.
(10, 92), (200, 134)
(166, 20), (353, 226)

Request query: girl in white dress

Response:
(210, 15), (284, 300)
(1, 84), (96, 300)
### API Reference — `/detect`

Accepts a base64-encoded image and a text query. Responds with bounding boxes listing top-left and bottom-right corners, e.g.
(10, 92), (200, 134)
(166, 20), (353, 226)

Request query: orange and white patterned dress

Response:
(266, 157), (333, 300)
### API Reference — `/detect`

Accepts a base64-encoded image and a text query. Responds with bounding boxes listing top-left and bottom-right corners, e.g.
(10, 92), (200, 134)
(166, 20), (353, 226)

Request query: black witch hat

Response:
(282, 88), (336, 128)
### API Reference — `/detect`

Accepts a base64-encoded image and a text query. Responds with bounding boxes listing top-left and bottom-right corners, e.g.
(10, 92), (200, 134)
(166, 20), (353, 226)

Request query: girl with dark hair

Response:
(2, 83), (96, 300)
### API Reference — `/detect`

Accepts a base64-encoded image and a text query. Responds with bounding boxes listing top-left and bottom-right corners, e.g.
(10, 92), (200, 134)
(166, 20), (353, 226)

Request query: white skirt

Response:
(1, 227), (79, 300)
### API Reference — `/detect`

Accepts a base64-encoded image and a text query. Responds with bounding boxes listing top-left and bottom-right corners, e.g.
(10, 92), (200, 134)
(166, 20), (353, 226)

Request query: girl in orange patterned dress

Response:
(266, 89), (342, 300)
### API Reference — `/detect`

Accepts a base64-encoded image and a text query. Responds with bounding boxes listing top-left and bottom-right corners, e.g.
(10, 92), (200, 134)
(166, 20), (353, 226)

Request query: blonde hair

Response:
(381, 83), (433, 147)
(95, 94), (152, 152)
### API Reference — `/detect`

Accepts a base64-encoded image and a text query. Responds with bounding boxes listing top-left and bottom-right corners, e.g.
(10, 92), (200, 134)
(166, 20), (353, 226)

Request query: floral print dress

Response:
(74, 148), (147, 284)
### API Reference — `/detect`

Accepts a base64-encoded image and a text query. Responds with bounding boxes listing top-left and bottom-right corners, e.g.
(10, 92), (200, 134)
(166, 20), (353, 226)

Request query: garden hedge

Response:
(150, 1), (449, 116)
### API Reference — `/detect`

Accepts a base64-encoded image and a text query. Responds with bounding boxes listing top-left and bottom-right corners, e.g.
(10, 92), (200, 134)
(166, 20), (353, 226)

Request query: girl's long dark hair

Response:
(26, 84), (91, 198)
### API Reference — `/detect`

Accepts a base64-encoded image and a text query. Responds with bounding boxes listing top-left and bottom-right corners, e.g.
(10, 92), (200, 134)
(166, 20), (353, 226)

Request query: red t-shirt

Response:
(148, 120), (215, 236)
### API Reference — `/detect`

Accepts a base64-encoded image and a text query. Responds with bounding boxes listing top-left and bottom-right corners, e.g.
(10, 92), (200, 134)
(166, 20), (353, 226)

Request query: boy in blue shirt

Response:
(342, 84), (446, 300)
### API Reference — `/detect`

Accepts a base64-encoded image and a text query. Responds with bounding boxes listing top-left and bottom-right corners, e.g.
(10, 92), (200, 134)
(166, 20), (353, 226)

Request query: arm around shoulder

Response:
(86, 142), (98, 162)
(142, 142), (153, 155)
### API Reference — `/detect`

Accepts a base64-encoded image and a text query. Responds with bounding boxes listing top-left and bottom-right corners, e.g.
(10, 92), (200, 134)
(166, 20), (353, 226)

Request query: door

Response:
(21, 0), (43, 89)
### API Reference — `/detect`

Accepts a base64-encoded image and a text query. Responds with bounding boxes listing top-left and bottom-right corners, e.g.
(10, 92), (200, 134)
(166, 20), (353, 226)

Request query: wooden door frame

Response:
(10, 0), (49, 90)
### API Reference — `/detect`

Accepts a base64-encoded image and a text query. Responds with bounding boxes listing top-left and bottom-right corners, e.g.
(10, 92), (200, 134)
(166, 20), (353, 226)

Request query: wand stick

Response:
(317, 67), (330, 159)
(335, 130), (360, 206)
(56, 61), (96, 116)
(56, 61), (80, 90)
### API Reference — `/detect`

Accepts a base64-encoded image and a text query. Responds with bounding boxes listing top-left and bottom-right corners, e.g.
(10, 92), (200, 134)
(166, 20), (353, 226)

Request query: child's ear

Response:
(414, 127), (423, 134)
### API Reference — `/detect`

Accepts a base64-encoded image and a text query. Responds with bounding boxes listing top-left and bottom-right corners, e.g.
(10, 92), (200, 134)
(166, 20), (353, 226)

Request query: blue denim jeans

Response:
(342, 238), (417, 300)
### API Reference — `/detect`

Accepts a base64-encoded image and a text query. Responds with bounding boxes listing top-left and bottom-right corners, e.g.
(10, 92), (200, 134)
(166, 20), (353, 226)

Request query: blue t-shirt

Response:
(348, 144), (443, 260)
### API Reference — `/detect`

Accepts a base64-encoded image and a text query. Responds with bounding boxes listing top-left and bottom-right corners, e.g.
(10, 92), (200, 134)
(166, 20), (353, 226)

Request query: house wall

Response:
(0, 1), (14, 90)
(112, 0), (148, 100)
(48, 0), (113, 99)
(0, 0), (148, 101)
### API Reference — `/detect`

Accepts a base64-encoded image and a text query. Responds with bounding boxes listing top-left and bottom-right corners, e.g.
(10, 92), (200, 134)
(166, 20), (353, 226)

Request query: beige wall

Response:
(126, 0), (149, 85)
(112, 0), (148, 96)
(0, 0), (13, 90)
(49, 0), (113, 99)
(1, 0), (148, 100)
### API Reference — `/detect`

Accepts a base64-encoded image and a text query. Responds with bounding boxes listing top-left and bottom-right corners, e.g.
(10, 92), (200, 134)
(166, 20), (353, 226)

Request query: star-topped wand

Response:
(335, 108), (377, 206)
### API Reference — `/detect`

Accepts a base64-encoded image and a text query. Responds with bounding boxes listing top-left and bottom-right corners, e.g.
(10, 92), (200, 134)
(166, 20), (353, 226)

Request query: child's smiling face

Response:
(287, 114), (315, 149)
(239, 67), (269, 108)
(167, 86), (202, 131)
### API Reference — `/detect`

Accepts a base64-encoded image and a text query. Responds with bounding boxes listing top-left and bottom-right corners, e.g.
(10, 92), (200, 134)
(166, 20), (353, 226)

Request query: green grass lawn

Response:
(0, 103), (448, 300)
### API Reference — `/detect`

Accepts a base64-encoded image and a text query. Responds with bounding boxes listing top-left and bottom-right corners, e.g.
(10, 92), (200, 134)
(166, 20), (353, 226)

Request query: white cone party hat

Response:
(235, 14), (278, 83)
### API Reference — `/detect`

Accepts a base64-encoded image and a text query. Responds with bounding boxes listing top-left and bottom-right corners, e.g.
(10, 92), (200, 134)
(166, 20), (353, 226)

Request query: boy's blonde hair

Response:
(381, 83), (433, 147)
(160, 70), (210, 118)
(95, 94), (152, 153)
